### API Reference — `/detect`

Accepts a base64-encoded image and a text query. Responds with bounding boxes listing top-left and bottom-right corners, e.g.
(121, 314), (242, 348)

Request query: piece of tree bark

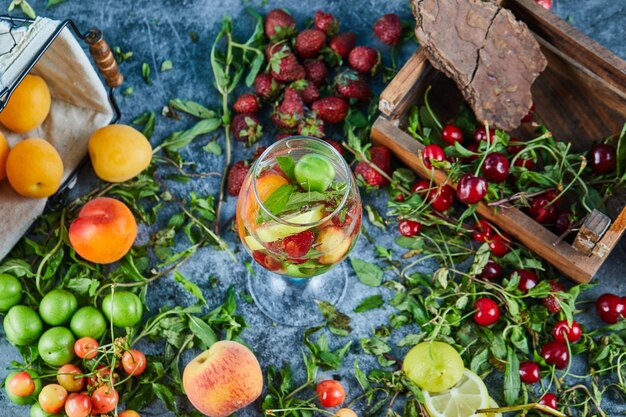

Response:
(411, 0), (547, 130)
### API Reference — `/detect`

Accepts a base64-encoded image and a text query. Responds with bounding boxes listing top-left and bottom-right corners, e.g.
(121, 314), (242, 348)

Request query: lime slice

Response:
(423, 369), (490, 417)
(403, 341), (465, 393)
(255, 205), (325, 242)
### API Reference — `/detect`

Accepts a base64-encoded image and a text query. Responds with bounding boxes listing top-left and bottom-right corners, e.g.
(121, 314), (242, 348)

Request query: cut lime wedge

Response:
(255, 205), (325, 242)
(244, 235), (265, 251)
(423, 369), (490, 417)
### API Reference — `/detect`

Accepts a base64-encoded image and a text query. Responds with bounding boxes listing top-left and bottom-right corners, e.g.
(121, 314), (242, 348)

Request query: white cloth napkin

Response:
(0, 17), (114, 260)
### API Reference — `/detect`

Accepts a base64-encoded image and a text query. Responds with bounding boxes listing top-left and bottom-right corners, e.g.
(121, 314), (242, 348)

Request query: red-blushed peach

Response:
(68, 197), (137, 264)
(182, 341), (263, 417)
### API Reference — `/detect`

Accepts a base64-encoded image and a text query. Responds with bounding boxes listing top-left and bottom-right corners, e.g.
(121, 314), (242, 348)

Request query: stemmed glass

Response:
(236, 136), (361, 326)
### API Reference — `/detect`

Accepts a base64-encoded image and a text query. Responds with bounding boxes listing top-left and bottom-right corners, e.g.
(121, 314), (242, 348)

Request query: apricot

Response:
(6, 138), (63, 198)
(316, 226), (352, 265)
(183, 340), (263, 417)
(69, 197), (137, 264)
(0, 132), (9, 181)
(0, 74), (51, 133)
(88, 124), (152, 183)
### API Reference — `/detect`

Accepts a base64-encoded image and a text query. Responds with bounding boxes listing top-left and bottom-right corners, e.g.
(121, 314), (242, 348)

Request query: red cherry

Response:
(394, 193), (405, 202)
(527, 195), (558, 224)
(479, 259), (502, 281)
(554, 212), (572, 235)
(515, 269), (539, 293)
(473, 298), (500, 326)
(514, 156), (535, 169)
(543, 280), (564, 314)
(456, 174), (488, 204)
(595, 293), (625, 324)
(473, 126), (496, 144)
(441, 124), (464, 145)
(472, 220), (493, 242)
(428, 185), (455, 212)
(552, 320), (582, 343)
(519, 361), (540, 384)
(539, 393), (557, 409)
(482, 152), (510, 183)
(398, 220), (421, 237)
(520, 103), (535, 123)
(540, 341), (570, 369)
(488, 233), (512, 257)
(411, 180), (430, 194)
(422, 144), (445, 169)
(589, 143), (617, 174)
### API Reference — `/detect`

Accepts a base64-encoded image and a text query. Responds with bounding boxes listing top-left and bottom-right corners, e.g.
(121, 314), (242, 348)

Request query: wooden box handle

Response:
(84, 29), (124, 89)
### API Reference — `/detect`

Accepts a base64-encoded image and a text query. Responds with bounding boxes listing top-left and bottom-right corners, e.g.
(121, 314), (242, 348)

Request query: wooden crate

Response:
(371, 0), (626, 283)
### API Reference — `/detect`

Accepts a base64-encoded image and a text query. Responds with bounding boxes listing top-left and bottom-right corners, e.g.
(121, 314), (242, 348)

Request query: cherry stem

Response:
(488, 189), (551, 207)
(476, 404), (566, 417)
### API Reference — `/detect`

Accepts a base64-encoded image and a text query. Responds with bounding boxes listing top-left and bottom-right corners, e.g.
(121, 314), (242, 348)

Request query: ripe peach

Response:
(0, 74), (51, 133)
(316, 226), (352, 264)
(237, 173), (289, 238)
(69, 197), (137, 264)
(182, 341), (263, 417)
(6, 138), (63, 198)
(0, 132), (9, 181)
(88, 124), (152, 183)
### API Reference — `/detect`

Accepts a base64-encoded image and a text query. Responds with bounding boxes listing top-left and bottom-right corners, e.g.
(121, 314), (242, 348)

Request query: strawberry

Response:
(543, 280), (565, 314)
(276, 132), (292, 141)
(231, 113), (263, 145)
(282, 230), (315, 258)
(348, 46), (381, 75)
(252, 251), (283, 272)
(335, 69), (373, 101)
(354, 145), (392, 187)
(265, 42), (289, 60)
(311, 96), (349, 123)
(269, 49), (306, 83)
(324, 138), (345, 156)
(233, 93), (260, 114)
(329, 32), (356, 59)
(264, 9), (296, 42)
(314, 11), (340, 37)
(304, 60), (328, 86)
(253, 72), (282, 100)
(227, 160), (250, 196)
(297, 112), (325, 138)
(290, 79), (320, 105)
(271, 88), (304, 130)
(253, 146), (268, 160)
(295, 29), (327, 58)
(373, 13), (402, 45)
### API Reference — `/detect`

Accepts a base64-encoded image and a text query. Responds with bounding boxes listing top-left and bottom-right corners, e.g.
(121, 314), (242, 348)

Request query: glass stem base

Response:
(246, 262), (349, 327)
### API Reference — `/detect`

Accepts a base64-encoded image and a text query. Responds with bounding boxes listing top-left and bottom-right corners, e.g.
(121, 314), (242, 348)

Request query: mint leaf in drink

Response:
(276, 156), (295, 180)
(257, 185), (294, 222)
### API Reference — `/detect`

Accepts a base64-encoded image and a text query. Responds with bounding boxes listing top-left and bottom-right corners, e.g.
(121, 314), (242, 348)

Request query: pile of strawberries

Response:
(227, 9), (404, 196)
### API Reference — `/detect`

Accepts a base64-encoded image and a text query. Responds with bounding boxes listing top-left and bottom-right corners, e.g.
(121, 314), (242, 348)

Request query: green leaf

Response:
(433, 268), (449, 289)
(141, 63), (152, 85)
(152, 382), (177, 412)
(203, 140), (222, 155)
(160, 59), (173, 72)
(187, 315), (217, 349)
(246, 53), (264, 87)
(469, 243), (490, 277)
(122, 86), (134, 96)
(163, 118), (221, 152)
(259, 185), (294, 218)
(350, 258), (384, 287)
(504, 347), (521, 405)
(354, 360), (370, 390)
(365, 204), (386, 230)
(47, 0), (65, 7)
(174, 271), (208, 307)
(395, 236), (425, 250)
(354, 295), (384, 313)
(169, 99), (216, 119)
(276, 156), (295, 180)
(317, 301), (352, 336)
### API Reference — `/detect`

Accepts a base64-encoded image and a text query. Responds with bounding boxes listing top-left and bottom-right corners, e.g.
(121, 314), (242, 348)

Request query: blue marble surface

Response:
(0, 0), (625, 416)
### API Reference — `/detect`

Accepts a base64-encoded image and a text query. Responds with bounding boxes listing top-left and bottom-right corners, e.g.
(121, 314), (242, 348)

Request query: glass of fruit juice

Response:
(236, 136), (362, 326)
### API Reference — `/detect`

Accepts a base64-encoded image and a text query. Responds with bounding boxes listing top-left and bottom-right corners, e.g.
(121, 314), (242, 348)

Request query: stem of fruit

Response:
(265, 407), (338, 417)
(487, 189), (552, 207)
(34, 209), (66, 297)
(476, 404), (566, 417)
